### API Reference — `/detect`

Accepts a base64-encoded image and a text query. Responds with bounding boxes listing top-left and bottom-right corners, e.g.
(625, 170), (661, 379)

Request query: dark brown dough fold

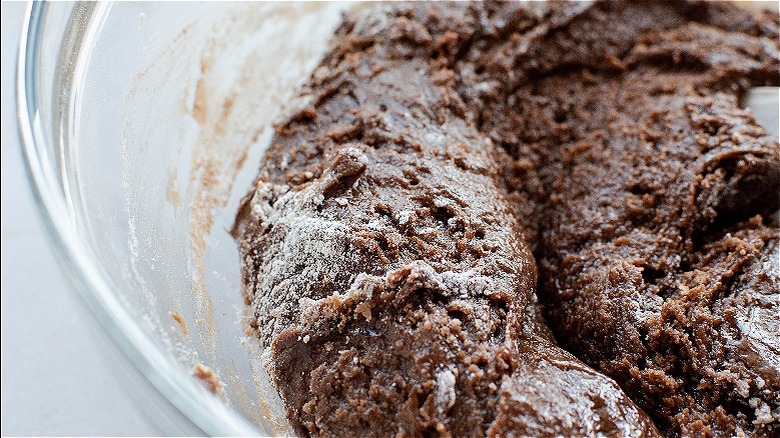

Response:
(234, 2), (658, 436)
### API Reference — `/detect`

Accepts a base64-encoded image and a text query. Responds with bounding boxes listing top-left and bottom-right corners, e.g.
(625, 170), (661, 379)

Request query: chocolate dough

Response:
(463, 1), (779, 436)
(234, 1), (779, 436)
(234, 2), (657, 436)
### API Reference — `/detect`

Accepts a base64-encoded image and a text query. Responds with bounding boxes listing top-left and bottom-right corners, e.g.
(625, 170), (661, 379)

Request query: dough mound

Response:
(234, 1), (779, 436)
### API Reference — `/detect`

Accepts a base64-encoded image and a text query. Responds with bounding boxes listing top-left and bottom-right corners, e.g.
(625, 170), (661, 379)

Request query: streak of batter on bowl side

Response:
(123, 2), (357, 434)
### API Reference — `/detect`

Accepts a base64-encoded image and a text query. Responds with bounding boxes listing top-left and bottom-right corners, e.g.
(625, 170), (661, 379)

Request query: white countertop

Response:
(1, 3), (162, 435)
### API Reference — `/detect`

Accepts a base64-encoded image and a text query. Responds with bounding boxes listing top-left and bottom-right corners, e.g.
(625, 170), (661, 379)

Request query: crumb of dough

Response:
(168, 311), (188, 335)
(193, 362), (223, 394)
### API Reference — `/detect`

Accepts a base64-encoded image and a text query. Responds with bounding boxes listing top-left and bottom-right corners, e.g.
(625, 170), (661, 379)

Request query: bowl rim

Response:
(15, 2), (261, 435)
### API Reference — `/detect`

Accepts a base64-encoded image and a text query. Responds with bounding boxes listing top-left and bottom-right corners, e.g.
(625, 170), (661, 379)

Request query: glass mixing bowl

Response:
(17, 2), (355, 434)
(17, 1), (779, 436)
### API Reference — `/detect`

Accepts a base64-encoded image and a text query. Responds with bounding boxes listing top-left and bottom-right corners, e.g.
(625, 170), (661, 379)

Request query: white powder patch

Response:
(435, 369), (457, 413)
